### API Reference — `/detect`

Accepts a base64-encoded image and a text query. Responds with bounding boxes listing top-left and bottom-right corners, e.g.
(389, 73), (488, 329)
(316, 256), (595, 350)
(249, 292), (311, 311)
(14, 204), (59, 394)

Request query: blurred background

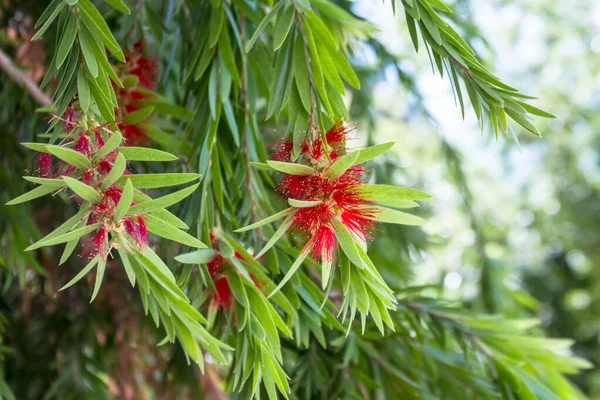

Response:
(1, 0), (598, 397)
(351, 0), (600, 396)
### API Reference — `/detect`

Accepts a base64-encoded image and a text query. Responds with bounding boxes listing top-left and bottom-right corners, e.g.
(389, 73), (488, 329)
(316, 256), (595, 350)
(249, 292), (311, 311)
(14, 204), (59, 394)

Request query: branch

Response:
(0, 48), (52, 106)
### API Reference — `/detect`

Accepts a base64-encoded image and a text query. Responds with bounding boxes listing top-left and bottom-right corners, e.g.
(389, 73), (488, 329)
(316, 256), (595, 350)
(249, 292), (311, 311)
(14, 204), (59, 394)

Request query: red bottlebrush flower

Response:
(97, 149), (118, 175)
(81, 169), (94, 185)
(94, 131), (105, 148)
(276, 174), (324, 201)
(340, 207), (376, 242)
(271, 121), (379, 263)
(124, 215), (148, 248)
(207, 254), (225, 278)
(98, 160), (112, 175)
(36, 152), (53, 177)
(270, 120), (356, 163)
(270, 140), (293, 162)
(325, 119), (355, 145)
(212, 277), (233, 309)
(104, 185), (123, 204)
(308, 224), (336, 262)
(118, 122), (149, 146)
(74, 132), (91, 158)
(124, 41), (158, 89)
(91, 186), (123, 221)
(81, 227), (108, 260)
(62, 106), (79, 133)
(233, 250), (245, 261)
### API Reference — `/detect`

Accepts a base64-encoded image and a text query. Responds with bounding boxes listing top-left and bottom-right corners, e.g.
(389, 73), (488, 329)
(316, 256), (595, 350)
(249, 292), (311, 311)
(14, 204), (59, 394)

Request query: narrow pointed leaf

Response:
(63, 176), (102, 203)
(59, 255), (100, 291)
(144, 214), (207, 248)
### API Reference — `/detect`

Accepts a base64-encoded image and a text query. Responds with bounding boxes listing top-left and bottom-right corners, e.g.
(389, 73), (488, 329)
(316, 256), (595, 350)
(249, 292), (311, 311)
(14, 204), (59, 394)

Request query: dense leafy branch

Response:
(0, 0), (592, 398)
(393, 0), (555, 139)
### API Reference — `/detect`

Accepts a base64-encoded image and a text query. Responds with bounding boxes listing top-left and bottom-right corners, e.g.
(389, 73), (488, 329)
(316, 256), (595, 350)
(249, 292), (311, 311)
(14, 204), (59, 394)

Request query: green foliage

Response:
(0, 0), (592, 398)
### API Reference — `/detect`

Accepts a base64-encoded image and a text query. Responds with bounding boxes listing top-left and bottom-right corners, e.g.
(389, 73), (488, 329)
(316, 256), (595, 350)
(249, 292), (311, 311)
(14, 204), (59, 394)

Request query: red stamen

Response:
(212, 277), (233, 308)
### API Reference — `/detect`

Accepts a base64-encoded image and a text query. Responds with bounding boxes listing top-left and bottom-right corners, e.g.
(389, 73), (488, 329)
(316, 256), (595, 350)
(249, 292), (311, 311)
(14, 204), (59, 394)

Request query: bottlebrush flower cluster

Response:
(271, 121), (378, 263)
(32, 109), (147, 260)
(114, 40), (159, 145)
(205, 233), (252, 310)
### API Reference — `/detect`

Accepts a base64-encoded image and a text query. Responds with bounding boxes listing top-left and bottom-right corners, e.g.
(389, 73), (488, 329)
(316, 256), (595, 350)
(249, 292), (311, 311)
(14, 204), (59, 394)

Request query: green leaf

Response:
(268, 246), (311, 298)
(506, 109), (541, 136)
(372, 207), (425, 226)
(90, 258), (106, 302)
(515, 101), (556, 119)
(25, 223), (101, 251)
(357, 184), (431, 201)
(288, 199), (322, 208)
(293, 35), (311, 112)
(218, 24), (240, 86)
(101, 153), (126, 190)
(122, 106), (155, 125)
(46, 145), (92, 170)
(427, 0), (453, 13)
(55, 10), (78, 68)
(332, 219), (364, 269)
(326, 151), (359, 179)
(119, 173), (200, 189)
(245, 1), (285, 53)
(119, 147), (178, 162)
(144, 214), (207, 248)
(266, 161), (314, 176)
(59, 255), (99, 291)
(23, 177), (66, 188)
(128, 183), (199, 215)
(273, 5), (295, 51)
(77, 0), (124, 61)
(116, 240), (136, 286)
(321, 251), (332, 290)
(256, 212), (296, 258)
(6, 185), (56, 205)
(77, 69), (91, 111)
(175, 249), (217, 264)
(102, 0), (130, 14)
(235, 208), (293, 232)
(21, 142), (49, 152)
(225, 269), (249, 307)
(355, 142), (394, 164)
(63, 176), (102, 203)
(405, 12), (419, 51)
(208, 5), (224, 47)
(32, 1), (66, 40)
(114, 178), (133, 221)
(93, 131), (122, 160)
(78, 26), (98, 77)
(376, 199), (418, 209)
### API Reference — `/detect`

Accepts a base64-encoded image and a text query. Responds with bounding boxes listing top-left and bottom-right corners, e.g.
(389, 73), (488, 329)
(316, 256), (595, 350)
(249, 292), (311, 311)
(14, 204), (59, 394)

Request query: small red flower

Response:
(212, 277), (233, 309)
(124, 40), (158, 89)
(270, 121), (378, 262)
(62, 106), (80, 133)
(36, 152), (53, 177)
(81, 169), (94, 185)
(118, 121), (150, 146)
(207, 254), (225, 278)
(124, 215), (148, 248)
(270, 140), (294, 162)
(94, 131), (105, 148)
(74, 132), (91, 158)
(91, 186), (123, 221)
(81, 226), (108, 260)
(270, 119), (356, 163)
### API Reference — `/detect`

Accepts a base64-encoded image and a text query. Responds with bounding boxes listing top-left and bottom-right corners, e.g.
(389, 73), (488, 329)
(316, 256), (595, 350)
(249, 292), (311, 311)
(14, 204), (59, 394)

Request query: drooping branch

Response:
(0, 48), (52, 107)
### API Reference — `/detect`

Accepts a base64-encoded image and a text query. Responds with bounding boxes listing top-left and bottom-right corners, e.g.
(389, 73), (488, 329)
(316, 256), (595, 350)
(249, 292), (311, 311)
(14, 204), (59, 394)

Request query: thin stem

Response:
(0, 48), (52, 106)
